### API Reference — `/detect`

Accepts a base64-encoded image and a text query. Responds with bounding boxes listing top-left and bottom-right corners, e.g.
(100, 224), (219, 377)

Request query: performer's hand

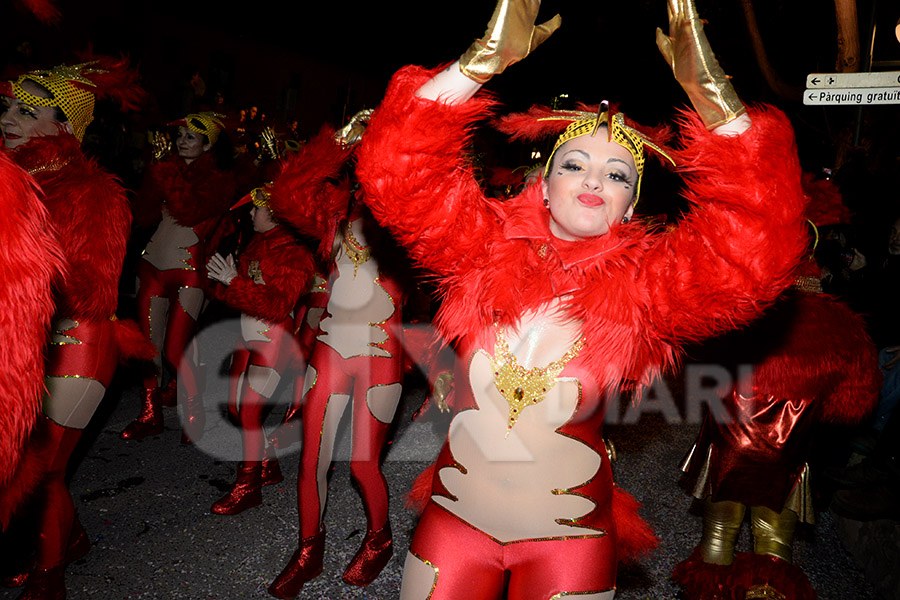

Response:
(656, 0), (748, 132)
(459, 0), (561, 84)
(335, 109), (374, 148)
(148, 130), (171, 162)
(258, 127), (279, 161)
(432, 370), (454, 414)
(207, 253), (237, 285)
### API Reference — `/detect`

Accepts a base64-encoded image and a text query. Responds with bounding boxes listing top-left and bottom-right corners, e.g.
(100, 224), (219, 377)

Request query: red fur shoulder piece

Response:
(12, 134), (130, 320)
(270, 126), (353, 259)
(221, 227), (316, 323)
(0, 152), (65, 490)
(149, 154), (236, 227)
(17, 0), (60, 23)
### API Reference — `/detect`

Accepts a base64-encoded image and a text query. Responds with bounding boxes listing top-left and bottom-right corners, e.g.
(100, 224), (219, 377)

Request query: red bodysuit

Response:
(267, 130), (412, 594)
(354, 65), (809, 599)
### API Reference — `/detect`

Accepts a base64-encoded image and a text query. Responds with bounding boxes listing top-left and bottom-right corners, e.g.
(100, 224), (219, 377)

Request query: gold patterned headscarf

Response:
(3, 62), (105, 142)
(171, 112), (226, 145)
(541, 102), (675, 202)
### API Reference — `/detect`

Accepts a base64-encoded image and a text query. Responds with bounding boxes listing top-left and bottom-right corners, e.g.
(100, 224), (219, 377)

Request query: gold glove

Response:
(459, 0), (561, 84)
(656, 0), (746, 129)
(258, 127), (279, 160)
(148, 130), (171, 162)
(431, 370), (454, 414)
(335, 108), (374, 148)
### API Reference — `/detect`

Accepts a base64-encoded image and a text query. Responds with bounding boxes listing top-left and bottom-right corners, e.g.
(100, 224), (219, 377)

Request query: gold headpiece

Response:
(541, 102), (675, 202)
(251, 186), (271, 208)
(174, 112), (226, 145)
(5, 62), (106, 142)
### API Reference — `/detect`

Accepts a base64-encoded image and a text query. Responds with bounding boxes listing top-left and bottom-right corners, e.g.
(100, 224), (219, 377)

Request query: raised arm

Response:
(357, 0), (560, 276)
(640, 0), (807, 346)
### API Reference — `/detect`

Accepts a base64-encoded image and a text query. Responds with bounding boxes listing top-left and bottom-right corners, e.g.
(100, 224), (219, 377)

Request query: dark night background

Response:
(4, 0), (900, 241)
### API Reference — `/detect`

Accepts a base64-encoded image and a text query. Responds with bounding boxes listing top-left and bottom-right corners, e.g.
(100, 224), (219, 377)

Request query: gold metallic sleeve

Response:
(656, 0), (747, 129)
(459, 0), (561, 84)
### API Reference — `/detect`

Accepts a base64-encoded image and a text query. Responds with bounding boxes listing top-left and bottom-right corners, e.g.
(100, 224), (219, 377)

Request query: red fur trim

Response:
(671, 546), (743, 600)
(731, 552), (816, 600)
(747, 293), (880, 423)
(146, 154), (236, 227)
(113, 318), (156, 362)
(270, 126), (353, 260)
(404, 463), (436, 514)
(612, 485), (659, 564)
(220, 227), (315, 323)
(17, 0), (60, 23)
(71, 53), (146, 112)
(0, 153), (64, 491)
(801, 172), (851, 227)
(11, 135), (130, 320)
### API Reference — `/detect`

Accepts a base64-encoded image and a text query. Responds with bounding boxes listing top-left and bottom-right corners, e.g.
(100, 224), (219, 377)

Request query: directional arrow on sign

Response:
(806, 71), (900, 89)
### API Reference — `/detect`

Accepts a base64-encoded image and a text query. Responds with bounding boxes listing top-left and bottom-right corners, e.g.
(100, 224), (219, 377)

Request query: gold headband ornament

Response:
(494, 102), (675, 203)
(1, 57), (145, 143)
(170, 112), (226, 145)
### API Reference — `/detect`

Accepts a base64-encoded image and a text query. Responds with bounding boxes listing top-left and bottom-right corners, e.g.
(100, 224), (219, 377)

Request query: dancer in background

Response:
(206, 185), (315, 515)
(122, 112), (236, 444)
(0, 56), (151, 600)
(352, 0), (810, 597)
(672, 175), (881, 600)
(267, 114), (413, 597)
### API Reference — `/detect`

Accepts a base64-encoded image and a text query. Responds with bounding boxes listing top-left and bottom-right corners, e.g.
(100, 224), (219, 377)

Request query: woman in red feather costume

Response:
(264, 115), (414, 597)
(0, 57), (147, 600)
(204, 186), (315, 515)
(348, 1), (810, 598)
(671, 174), (881, 600)
(121, 112), (236, 444)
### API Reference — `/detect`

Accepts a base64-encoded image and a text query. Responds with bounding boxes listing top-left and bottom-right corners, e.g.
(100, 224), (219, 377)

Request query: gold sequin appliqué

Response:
(341, 221), (371, 278)
(491, 325), (585, 436)
(248, 260), (265, 285)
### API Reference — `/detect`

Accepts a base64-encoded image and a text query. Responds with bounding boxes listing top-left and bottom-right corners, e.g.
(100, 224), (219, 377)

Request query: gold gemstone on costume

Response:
(341, 221), (371, 278)
(745, 584), (787, 600)
(248, 260), (265, 285)
(491, 325), (585, 435)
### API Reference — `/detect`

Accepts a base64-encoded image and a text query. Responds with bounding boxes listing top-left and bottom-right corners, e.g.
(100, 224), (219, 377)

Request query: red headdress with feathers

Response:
(0, 54), (145, 142)
(493, 102), (675, 202)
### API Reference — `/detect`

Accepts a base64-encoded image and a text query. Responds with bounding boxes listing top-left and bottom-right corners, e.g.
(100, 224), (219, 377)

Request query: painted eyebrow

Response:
(562, 149), (634, 177)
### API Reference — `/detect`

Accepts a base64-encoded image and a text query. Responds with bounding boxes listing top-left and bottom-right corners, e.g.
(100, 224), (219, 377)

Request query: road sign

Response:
(806, 71), (900, 89)
(804, 87), (900, 105)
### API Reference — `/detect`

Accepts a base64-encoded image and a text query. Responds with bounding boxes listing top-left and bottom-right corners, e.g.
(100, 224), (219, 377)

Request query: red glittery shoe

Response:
(341, 522), (393, 586)
(260, 448), (284, 487)
(211, 462), (262, 516)
(15, 565), (65, 600)
(2, 520), (89, 589)
(268, 529), (326, 599)
(120, 388), (163, 440)
(180, 395), (205, 445)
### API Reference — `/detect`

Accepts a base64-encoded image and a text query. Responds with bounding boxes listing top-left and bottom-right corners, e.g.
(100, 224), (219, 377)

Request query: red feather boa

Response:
(0, 152), (65, 491)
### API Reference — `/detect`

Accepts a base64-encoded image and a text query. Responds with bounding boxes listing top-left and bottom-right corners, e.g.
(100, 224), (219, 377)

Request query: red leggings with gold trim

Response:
(296, 341), (404, 538)
(136, 258), (203, 395)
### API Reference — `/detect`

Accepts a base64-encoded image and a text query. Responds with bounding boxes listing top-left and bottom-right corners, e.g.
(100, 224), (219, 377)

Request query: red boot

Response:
(120, 388), (163, 440)
(210, 462), (262, 516)
(261, 447), (284, 487)
(158, 379), (178, 407)
(342, 522), (393, 586)
(16, 564), (65, 600)
(2, 520), (89, 589)
(180, 395), (205, 445)
(268, 529), (326, 599)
